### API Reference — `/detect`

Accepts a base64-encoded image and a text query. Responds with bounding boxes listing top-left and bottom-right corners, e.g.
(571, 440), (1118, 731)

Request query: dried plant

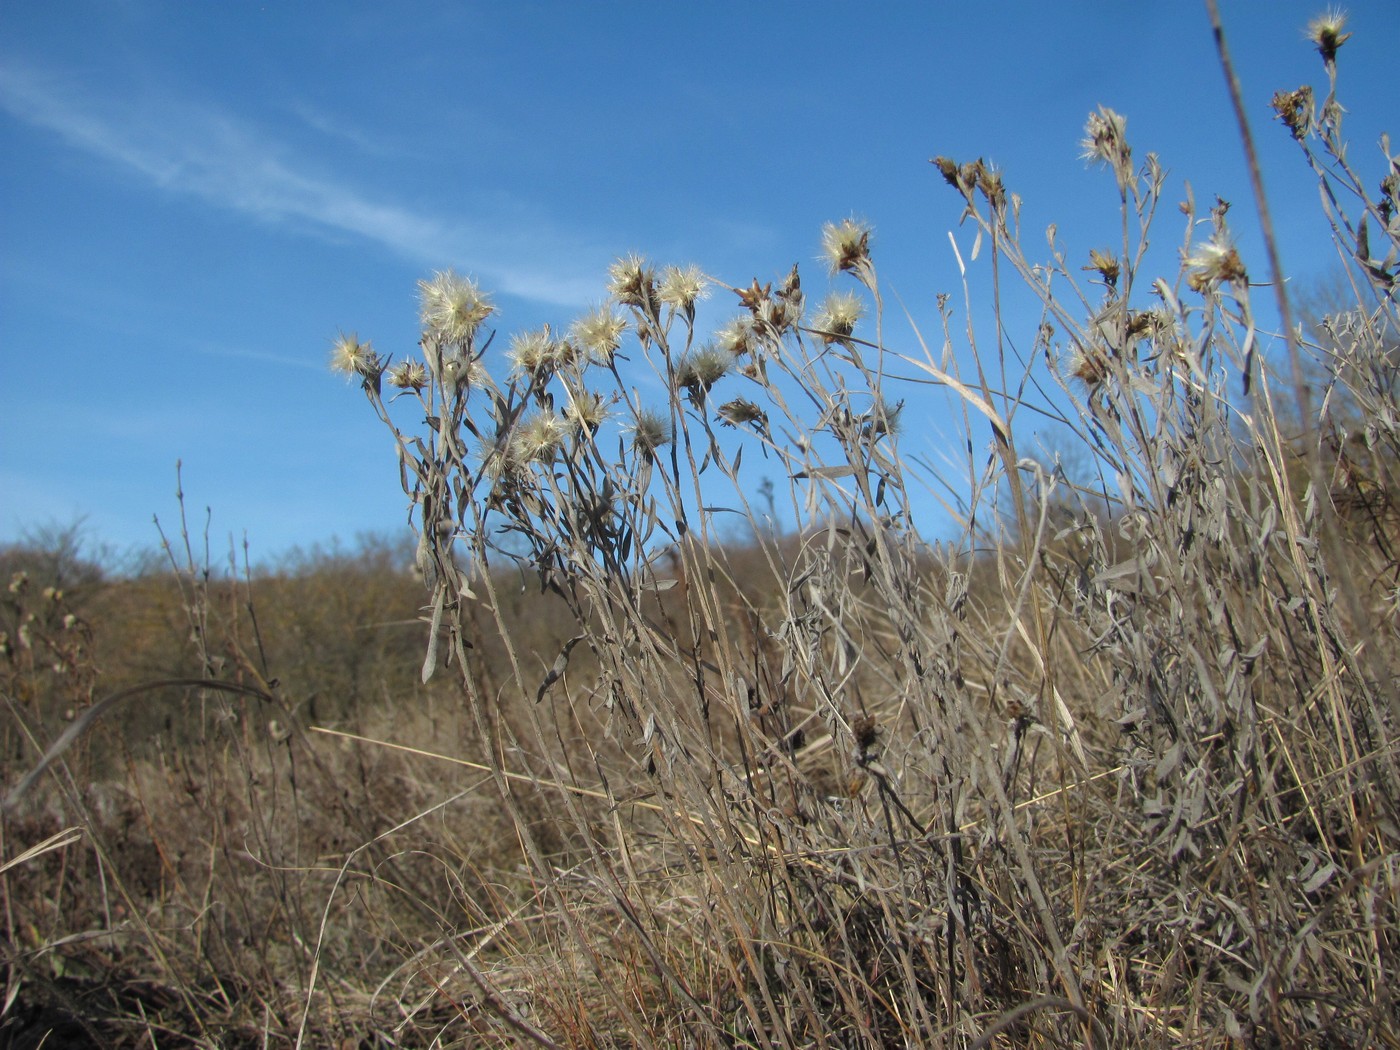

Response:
(306, 14), (1399, 1041)
(4, 11), (1397, 1048)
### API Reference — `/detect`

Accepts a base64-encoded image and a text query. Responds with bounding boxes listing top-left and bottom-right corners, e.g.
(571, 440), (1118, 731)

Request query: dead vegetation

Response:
(4, 13), (1399, 1048)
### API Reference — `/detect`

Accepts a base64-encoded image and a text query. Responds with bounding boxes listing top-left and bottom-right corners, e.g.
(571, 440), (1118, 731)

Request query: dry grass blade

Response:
(0, 825), (84, 874)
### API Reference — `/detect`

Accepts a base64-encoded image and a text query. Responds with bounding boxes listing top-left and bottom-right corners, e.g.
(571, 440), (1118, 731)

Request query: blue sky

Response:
(2, 2), (1396, 565)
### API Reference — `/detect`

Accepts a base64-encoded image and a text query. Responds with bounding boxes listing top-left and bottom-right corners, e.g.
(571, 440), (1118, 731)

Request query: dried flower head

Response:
(676, 344), (731, 404)
(717, 397), (767, 429)
(1070, 344), (1111, 387)
(550, 337), (582, 373)
(1127, 308), (1167, 342)
(478, 432), (522, 482)
(1381, 171), (1399, 226)
(715, 315), (756, 357)
(1084, 248), (1121, 289)
(657, 264), (709, 315)
(775, 262), (805, 319)
(930, 156), (987, 203)
(419, 270), (494, 345)
(513, 412), (567, 464)
(509, 325), (560, 378)
(1307, 8), (1351, 64)
(1085, 303), (1156, 365)
(1081, 107), (1129, 165)
(608, 253), (657, 310)
(851, 713), (879, 763)
(563, 388), (609, 433)
(441, 355), (489, 393)
(860, 397), (904, 441)
(821, 217), (873, 278)
(387, 360), (428, 391)
(976, 162), (1007, 212)
(629, 408), (672, 457)
(734, 278), (772, 313)
(571, 305), (628, 365)
(1185, 233), (1248, 291)
(1081, 106), (1133, 192)
(1271, 86), (1316, 140)
(330, 332), (382, 379)
(756, 292), (803, 337)
(812, 290), (865, 343)
(931, 155), (961, 188)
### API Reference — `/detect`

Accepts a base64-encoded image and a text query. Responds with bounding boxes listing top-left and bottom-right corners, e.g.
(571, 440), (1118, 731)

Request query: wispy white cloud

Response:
(0, 60), (600, 307)
(189, 340), (327, 372)
(285, 99), (408, 158)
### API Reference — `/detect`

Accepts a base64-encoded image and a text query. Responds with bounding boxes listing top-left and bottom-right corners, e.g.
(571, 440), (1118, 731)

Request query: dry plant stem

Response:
(0, 826), (84, 874)
(293, 782), (481, 1050)
(440, 936), (565, 1050)
(3, 677), (280, 810)
(1207, 1), (1382, 706)
(444, 622), (674, 1049)
(967, 994), (1106, 1050)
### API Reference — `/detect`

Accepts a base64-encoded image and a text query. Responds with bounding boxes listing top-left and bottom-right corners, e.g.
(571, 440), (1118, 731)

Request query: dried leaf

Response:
(421, 586), (446, 684)
(792, 465), (856, 480)
(1302, 861), (1337, 894)
(536, 634), (585, 702)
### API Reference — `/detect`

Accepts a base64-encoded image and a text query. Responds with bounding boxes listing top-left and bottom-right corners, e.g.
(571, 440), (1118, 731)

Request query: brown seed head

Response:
(1084, 248), (1121, 288)
(931, 155), (960, 187)
(1071, 345), (1110, 387)
(1271, 86), (1315, 140)
(820, 218), (873, 277)
(735, 278), (771, 313)
(852, 714), (878, 752)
